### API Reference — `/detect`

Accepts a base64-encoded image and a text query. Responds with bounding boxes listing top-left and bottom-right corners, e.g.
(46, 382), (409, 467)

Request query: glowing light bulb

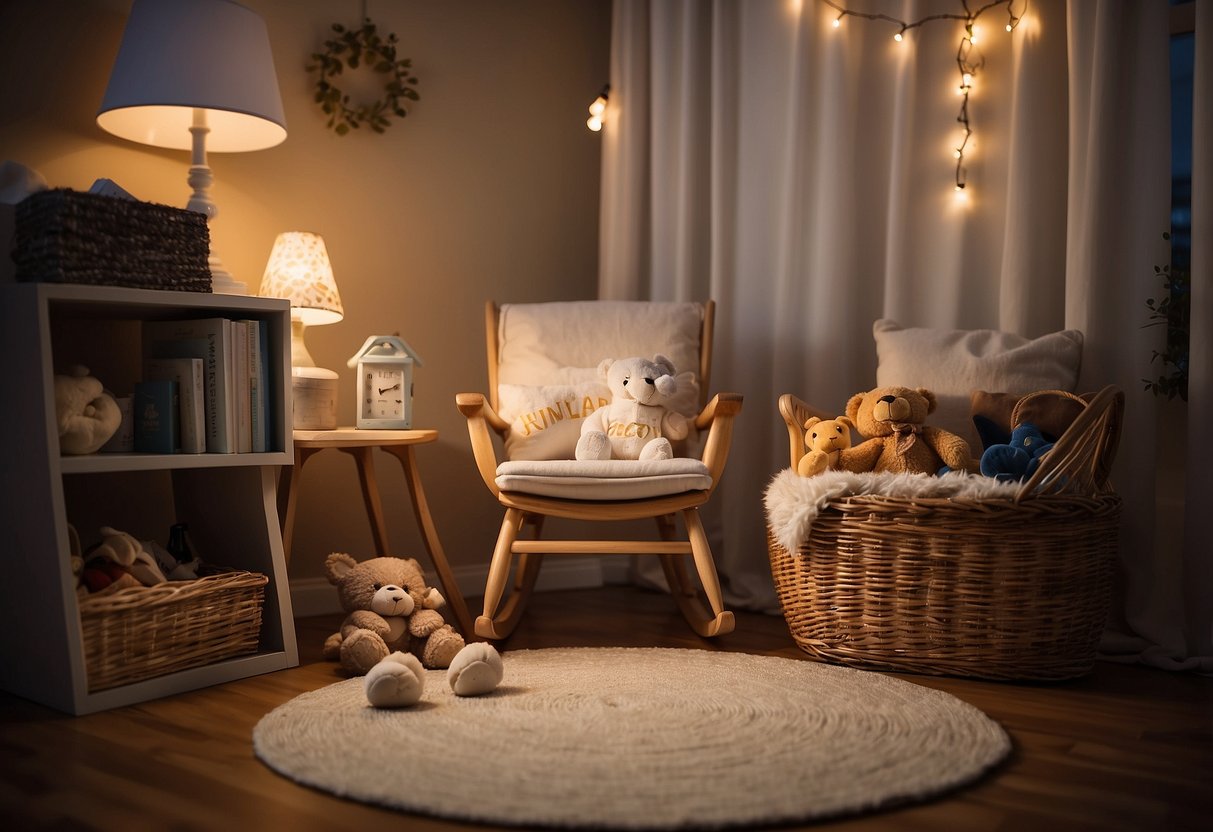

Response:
(962, 73), (973, 87)
(1006, 23), (1013, 32)
(587, 115), (602, 132)
(833, 17), (841, 29)
(589, 96), (606, 117)
(894, 28), (905, 42)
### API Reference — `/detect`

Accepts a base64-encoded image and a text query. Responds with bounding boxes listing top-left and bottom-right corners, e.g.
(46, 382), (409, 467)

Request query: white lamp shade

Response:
(97, 0), (287, 152)
(258, 232), (344, 325)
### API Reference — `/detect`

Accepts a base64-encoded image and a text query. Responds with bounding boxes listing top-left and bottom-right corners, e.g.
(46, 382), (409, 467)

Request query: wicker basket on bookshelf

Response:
(768, 386), (1123, 681)
(78, 571), (267, 692)
(13, 188), (212, 292)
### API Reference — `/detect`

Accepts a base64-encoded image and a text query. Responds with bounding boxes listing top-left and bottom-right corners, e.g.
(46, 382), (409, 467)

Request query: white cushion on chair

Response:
(497, 301), (703, 385)
(496, 381), (612, 461)
(494, 301), (706, 461)
(495, 458), (712, 500)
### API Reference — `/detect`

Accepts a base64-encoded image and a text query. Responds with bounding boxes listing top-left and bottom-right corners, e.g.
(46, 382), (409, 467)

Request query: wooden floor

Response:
(1, 584), (1210, 831)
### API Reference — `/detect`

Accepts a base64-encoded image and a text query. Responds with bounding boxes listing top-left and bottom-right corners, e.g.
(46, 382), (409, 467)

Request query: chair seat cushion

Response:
(495, 458), (712, 500)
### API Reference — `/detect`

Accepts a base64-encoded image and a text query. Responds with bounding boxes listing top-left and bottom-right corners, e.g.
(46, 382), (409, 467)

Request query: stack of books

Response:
(139, 317), (272, 453)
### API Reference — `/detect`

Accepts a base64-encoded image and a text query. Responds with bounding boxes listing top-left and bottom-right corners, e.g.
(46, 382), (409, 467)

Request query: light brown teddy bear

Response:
(796, 416), (855, 477)
(323, 553), (465, 675)
(836, 386), (977, 475)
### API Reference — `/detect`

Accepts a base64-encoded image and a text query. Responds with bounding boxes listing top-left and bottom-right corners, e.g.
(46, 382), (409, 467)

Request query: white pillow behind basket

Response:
(873, 319), (1083, 452)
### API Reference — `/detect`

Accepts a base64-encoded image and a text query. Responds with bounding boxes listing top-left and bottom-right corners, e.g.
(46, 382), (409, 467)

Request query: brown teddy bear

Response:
(796, 416), (854, 477)
(837, 386), (977, 475)
(323, 553), (465, 675)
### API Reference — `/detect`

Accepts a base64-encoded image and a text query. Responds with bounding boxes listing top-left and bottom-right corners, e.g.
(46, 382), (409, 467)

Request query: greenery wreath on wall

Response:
(308, 18), (419, 136)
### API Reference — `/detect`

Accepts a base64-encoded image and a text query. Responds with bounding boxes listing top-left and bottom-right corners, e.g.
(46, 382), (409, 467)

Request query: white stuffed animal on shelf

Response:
(575, 355), (689, 462)
(54, 365), (122, 455)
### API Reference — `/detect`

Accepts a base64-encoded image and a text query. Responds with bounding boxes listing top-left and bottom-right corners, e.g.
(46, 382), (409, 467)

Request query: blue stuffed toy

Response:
(980, 422), (1054, 482)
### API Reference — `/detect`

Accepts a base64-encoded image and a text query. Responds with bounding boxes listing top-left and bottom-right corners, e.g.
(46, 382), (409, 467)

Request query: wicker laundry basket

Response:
(78, 571), (267, 692)
(768, 386), (1123, 681)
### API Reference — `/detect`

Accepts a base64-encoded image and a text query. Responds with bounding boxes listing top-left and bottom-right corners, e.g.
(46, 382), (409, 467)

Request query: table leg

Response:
(339, 446), (391, 556)
(382, 444), (476, 639)
(278, 445), (323, 564)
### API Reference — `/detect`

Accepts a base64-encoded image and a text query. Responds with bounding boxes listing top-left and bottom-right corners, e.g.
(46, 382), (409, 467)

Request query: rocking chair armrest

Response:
(694, 392), (743, 488)
(456, 392), (508, 496)
(693, 392), (743, 430)
(778, 393), (835, 470)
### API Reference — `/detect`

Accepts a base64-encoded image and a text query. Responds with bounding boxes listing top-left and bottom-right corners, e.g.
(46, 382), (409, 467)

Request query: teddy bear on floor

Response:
(836, 386), (977, 475)
(796, 416), (855, 477)
(55, 365), (122, 455)
(575, 355), (690, 461)
(323, 553), (465, 676)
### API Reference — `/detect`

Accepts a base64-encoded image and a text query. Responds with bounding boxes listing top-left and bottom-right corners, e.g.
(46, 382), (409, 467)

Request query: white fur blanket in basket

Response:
(764, 469), (1021, 553)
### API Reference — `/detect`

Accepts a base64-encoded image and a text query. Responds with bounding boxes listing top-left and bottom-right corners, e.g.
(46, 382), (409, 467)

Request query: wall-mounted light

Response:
(586, 84), (610, 132)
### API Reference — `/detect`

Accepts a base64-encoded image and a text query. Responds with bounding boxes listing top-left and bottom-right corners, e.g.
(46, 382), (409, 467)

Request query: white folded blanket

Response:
(764, 469), (1019, 553)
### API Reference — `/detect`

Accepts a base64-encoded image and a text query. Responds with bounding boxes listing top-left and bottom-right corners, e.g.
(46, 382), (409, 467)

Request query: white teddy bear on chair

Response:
(575, 355), (690, 461)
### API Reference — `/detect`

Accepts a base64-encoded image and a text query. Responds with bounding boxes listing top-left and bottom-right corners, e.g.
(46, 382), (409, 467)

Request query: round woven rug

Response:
(254, 647), (1009, 829)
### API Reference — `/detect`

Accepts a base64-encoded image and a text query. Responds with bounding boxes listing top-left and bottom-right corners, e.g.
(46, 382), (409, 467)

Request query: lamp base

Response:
(291, 367), (338, 430)
(208, 254), (246, 294)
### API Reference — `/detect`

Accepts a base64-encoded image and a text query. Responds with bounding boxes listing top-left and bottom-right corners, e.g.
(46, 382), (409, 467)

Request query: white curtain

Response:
(600, 0), (1212, 668)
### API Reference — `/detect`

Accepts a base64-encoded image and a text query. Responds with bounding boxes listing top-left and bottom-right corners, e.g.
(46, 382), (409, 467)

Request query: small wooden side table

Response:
(278, 428), (474, 637)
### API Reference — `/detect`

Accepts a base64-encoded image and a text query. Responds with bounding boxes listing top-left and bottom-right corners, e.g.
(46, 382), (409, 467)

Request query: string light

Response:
(822, 0), (1027, 194)
(586, 84), (609, 132)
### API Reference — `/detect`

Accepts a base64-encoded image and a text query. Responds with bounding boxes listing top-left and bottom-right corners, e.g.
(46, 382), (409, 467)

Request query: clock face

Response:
(362, 367), (405, 419)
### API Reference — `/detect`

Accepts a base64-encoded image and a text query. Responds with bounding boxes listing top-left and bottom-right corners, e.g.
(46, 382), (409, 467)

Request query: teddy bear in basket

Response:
(796, 416), (855, 477)
(835, 386), (978, 475)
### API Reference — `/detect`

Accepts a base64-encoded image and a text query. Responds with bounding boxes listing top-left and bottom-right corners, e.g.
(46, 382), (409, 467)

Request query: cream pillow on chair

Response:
(873, 318), (1083, 452)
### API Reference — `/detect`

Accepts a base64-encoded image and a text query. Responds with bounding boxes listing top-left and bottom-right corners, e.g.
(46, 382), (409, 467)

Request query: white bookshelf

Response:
(0, 283), (299, 714)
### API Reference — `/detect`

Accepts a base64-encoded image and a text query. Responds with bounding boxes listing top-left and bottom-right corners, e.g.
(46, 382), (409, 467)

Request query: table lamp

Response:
(258, 231), (344, 430)
(96, 0), (287, 294)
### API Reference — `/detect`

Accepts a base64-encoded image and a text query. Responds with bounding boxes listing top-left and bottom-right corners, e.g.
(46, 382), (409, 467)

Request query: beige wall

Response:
(0, 0), (611, 587)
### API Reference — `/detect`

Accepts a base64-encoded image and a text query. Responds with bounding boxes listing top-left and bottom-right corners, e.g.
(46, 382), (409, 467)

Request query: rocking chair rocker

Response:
(456, 300), (742, 640)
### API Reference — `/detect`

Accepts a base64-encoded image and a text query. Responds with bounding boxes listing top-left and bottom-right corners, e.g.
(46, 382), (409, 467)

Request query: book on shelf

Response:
(143, 357), (205, 453)
(240, 318), (271, 453)
(133, 379), (178, 453)
(142, 317), (235, 453)
(233, 320), (252, 453)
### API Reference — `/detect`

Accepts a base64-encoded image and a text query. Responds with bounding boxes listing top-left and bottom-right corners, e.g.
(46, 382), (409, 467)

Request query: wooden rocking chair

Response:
(456, 300), (742, 640)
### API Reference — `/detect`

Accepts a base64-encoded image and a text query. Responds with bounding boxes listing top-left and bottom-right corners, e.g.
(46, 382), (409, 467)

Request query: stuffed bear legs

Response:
(324, 623), (465, 676)
(575, 431), (673, 461)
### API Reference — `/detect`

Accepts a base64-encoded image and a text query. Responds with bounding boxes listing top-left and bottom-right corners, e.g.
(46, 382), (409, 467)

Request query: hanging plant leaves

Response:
(307, 18), (420, 136)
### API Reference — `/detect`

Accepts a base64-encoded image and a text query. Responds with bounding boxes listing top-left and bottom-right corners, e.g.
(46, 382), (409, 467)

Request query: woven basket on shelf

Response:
(78, 571), (267, 692)
(768, 386), (1124, 681)
(13, 188), (212, 292)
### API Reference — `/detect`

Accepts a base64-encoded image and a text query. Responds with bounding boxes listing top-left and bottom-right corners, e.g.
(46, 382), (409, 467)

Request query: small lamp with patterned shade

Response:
(258, 231), (344, 429)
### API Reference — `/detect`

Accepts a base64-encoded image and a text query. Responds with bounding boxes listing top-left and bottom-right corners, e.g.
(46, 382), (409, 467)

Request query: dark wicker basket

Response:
(769, 386), (1124, 681)
(12, 188), (211, 292)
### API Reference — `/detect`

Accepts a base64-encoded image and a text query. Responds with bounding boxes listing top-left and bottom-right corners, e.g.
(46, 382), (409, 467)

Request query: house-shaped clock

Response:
(346, 335), (424, 429)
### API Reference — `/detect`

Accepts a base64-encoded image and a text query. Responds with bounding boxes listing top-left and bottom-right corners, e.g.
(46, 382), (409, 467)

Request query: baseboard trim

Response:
(289, 556), (614, 618)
